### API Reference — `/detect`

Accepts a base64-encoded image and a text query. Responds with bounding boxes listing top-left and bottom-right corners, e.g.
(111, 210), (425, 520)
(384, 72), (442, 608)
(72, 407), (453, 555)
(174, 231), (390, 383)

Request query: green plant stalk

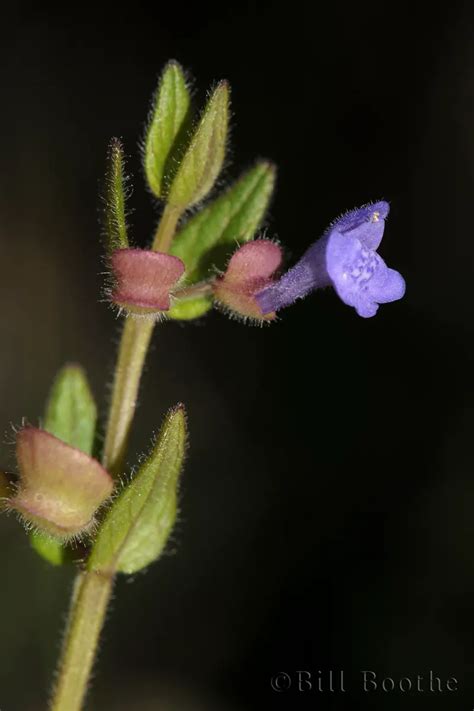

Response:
(49, 204), (181, 711)
(102, 316), (154, 477)
(153, 203), (182, 252)
(50, 571), (113, 711)
(101, 202), (184, 476)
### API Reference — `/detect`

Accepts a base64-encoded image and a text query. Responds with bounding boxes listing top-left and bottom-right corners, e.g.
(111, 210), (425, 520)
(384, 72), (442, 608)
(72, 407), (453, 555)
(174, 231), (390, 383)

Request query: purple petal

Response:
(326, 230), (405, 318)
(256, 237), (330, 313)
(331, 200), (389, 250)
(367, 266), (406, 304)
(255, 200), (405, 319)
(355, 301), (380, 318)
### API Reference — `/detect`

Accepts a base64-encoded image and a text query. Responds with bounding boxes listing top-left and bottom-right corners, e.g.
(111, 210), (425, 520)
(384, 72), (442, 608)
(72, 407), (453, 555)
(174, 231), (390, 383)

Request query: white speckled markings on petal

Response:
(327, 231), (405, 318)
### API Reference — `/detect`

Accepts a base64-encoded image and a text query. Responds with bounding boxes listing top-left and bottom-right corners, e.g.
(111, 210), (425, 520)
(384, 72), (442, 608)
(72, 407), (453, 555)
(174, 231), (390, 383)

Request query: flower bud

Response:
(213, 240), (282, 321)
(9, 427), (114, 540)
(110, 248), (185, 315)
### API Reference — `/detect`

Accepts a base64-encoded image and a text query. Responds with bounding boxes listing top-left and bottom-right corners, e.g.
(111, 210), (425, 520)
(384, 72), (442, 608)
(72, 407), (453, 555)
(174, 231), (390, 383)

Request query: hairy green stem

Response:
(102, 199), (183, 476)
(102, 317), (155, 477)
(50, 203), (181, 710)
(152, 203), (182, 252)
(50, 571), (113, 711)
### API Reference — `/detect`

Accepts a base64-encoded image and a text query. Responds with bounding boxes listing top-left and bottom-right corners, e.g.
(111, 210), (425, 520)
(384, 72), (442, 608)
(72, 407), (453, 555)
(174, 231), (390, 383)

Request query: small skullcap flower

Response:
(256, 201), (405, 318)
(214, 240), (283, 321)
(9, 427), (114, 540)
(111, 248), (185, 315)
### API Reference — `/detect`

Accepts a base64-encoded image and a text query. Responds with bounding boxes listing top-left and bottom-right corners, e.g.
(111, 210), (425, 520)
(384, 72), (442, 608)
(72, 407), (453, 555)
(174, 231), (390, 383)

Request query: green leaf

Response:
(171, 161), (276, 277)
(169, 295), (213, 320)
(167, 81), (229, 210)
(31, 364), (98, 566)
(88, 405), (186, 575)
(144, 61), (192, 199)
(104, 138), (129, 251)
(168, 161), (276, 320)
(30, 532), (68, 566)
(44, 364), (97, 455)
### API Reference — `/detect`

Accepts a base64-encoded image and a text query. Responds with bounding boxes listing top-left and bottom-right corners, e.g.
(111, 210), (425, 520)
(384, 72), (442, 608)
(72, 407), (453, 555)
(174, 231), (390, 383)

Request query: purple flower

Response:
(256, 201), (405, 318)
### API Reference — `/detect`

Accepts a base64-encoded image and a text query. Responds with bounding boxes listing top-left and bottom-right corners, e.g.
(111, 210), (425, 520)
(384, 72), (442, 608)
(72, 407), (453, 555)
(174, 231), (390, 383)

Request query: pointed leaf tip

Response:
(88, 405), (187, 575)
(144, 61), (192, 198)
(167, 80), (230, 210)
(104, 138), (130, 252)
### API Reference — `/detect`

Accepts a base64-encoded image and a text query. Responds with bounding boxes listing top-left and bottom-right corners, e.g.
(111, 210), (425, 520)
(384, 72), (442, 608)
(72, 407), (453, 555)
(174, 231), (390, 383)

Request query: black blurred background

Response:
(1, 2), (474, 710)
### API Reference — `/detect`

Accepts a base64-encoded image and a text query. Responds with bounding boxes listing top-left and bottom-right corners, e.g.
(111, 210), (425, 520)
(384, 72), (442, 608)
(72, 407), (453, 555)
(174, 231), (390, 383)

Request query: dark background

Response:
(0, 2), (473, 709)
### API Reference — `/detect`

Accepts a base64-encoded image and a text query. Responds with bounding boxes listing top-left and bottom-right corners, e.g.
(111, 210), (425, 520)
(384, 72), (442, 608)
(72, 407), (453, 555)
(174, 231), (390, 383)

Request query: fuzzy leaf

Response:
(88, 405), (186, 575)
(30, 532), (69, 566)
(44, 364), (97, 455)
(30, 364), (98, 565)
(169, 295), (213, 320)
(167, 81), (229, 210)
(169, 162), (276, 319)
(104, 138), (129, 251)
(144, 61), (191, 198)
